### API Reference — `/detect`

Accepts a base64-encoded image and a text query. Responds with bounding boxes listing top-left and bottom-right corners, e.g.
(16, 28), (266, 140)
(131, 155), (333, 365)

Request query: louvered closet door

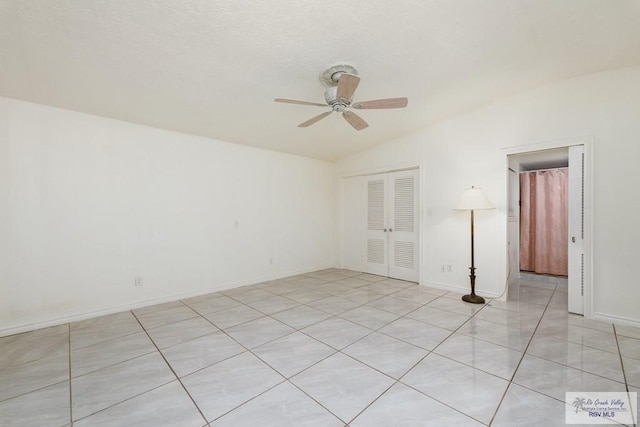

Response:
(388, 170), (419, 282)
(362, 170), (419, 281)
(364, 174), (388, 276)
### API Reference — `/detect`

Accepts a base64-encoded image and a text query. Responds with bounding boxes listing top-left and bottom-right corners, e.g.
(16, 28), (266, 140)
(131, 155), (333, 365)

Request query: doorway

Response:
(506, 143), (588, 315)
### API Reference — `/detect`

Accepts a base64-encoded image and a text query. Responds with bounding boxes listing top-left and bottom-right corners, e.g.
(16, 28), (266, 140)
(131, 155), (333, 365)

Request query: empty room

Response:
(1, 1), (639, 426)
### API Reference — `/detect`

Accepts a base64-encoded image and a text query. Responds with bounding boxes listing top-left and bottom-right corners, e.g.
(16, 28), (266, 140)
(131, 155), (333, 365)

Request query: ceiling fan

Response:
(274, 65), (408, 131)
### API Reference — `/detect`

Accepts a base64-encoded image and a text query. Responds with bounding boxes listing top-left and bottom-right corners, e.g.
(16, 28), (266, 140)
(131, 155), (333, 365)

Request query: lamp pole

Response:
(462, 208), (484, 303)
(455, 186), (493, 304)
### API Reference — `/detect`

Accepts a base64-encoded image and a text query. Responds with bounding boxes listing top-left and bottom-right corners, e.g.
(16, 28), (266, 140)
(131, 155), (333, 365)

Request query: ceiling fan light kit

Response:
(275, 65), (408, 131)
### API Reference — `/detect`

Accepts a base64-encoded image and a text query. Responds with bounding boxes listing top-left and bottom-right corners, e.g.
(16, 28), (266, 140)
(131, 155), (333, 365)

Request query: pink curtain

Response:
(520, 168), (568, 276)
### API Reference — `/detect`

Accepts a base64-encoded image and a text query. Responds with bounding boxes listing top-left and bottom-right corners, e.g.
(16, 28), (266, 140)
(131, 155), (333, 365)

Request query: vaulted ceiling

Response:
(2, 0), (640, 160)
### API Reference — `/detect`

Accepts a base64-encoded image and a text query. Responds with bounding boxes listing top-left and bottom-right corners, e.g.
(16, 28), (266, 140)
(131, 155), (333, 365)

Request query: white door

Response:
(363, 170), (419, 281)
(388, 170), (419, 281)
(568, 145), (585, 314)
(364, 174), (388, 276)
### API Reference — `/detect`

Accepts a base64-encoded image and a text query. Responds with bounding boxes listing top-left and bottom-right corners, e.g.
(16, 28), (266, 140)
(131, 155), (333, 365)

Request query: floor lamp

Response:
(454, 186), (495, 304)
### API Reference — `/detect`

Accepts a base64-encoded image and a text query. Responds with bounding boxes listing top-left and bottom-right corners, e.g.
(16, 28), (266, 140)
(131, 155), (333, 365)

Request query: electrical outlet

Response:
(440, 264), (446, 273)
(134, 276), (142, 287)
(235, 220), (239, 228)
(269, 257), (273, 265)
(447, 264), (453, 272)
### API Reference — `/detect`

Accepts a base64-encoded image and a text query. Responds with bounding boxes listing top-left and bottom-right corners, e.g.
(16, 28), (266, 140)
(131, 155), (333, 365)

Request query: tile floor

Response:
(1, 269), (638, 426)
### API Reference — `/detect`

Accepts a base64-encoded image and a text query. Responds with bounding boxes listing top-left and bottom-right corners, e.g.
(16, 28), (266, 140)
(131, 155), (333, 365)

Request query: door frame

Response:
(339, 162), (423, 284)
(502, 136), (593, 318)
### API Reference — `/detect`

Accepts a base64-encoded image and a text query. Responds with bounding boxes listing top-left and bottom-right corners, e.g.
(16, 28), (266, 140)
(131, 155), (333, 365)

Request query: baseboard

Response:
(0, 264), (333, 337)
(592, 312), (640, 329)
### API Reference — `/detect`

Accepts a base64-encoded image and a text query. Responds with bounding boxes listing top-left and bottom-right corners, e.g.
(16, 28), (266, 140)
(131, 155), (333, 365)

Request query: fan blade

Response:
(343, 111), (368, 131)
(352, 97), (408, 109)
(336, 73), (360, 103)
(298, 111), (332, 127)
(275, 98), (327, 107)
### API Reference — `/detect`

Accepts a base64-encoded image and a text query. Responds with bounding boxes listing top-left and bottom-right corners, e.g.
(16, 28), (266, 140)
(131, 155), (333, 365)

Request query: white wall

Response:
(341, 176), (364, 271)
(0, 97), (335, 335)
(336, 66), (640, 326)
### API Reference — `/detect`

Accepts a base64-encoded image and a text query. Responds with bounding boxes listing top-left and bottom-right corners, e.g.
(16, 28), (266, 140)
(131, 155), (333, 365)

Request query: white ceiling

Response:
(1, 1), (640, 161)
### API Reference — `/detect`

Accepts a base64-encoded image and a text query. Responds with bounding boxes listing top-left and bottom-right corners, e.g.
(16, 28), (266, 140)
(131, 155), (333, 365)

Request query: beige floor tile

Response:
(343, 332), (428, 379)
(379, 317), (451, 350)
(182, 352), (283, 422)
(213, 381), (342, 427)
(0, 381), (70, 427)
(146, 316), (219, 349)
(1, 270), (633, 425)
(270, 305), (332, 329)
(160, 331), (245, 377)
(434, 333), (523, 380)
(338, 305), (400, 330)
(134, 305), (198, 329)
(252, 332), (335, 377)
(71, 331), (156, 377)
(0, 325), (68, 369)
(302, 317), (372, 350)
(291, 352), (394, 423)
(73, 381), (205, 427)
(72, 352), (174, 420)
(402, 353), (509, 424)
(514, 354), (626, 401)
(351, 382), (483, 427)
(225, 317), (295, 349)
(70, 313), (142, 350)
(492, 384), (568, 427)
(203, 304), (264, 330)
(0, 352), (69, 402)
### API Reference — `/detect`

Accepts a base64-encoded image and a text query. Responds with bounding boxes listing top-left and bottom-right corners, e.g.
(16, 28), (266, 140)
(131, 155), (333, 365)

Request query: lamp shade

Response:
(454, 186), (495, 210)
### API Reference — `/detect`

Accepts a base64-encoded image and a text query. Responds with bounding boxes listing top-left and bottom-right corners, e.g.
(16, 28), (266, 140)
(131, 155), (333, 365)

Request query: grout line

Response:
(70, 380), (175, 424)
(70, 348), (160, 380)
(344, 381), (398, 425)
(487, 279), (569, 425)
(287, 379), (350, 425)
(612, 326), (639, 427)
(0, 378), (70, 405)
(130, 311), (209, 426)
(191, 274), (421, 423)
(325, 290), (489, 425)
(382, 298), (493, 425)
(346, 293), (488, 424)
(488, 280), (558, 424)
(28, 270), (635, 426)
(613, 324), (631, 393)
(207, 379), (288, 424)
(177, 276), (469, 423)
(190, 274), (379, 423)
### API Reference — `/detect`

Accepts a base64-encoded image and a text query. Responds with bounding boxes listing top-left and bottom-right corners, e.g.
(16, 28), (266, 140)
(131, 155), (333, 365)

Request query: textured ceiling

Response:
(1, 1), (640, 160)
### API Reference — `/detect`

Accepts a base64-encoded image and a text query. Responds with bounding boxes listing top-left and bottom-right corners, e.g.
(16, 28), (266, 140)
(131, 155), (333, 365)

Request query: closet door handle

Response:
(389, 228), (393, 232)
(383, 229), (388, 232)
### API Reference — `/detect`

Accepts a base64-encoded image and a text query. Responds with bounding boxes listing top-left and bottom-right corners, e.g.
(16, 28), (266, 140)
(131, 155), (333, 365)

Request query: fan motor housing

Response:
(324, 86), (349, 111)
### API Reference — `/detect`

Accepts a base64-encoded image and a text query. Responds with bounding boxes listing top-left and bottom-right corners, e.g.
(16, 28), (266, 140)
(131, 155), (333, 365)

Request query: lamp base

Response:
(462, 294), (485, 304)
